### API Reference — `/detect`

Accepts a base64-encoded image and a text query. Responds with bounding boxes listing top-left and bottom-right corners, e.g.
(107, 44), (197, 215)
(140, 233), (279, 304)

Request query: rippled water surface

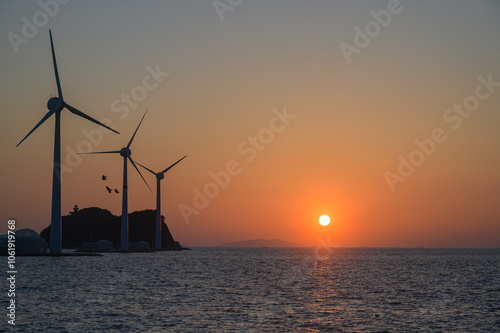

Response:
(4, 248), (500, 332)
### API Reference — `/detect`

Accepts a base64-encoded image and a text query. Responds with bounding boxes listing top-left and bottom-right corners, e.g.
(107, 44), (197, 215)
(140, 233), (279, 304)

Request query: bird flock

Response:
(102, 175), (120, 194)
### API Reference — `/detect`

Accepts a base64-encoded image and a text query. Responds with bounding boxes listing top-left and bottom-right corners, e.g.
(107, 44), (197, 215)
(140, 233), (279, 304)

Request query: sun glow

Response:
(319, 215), (330, 226)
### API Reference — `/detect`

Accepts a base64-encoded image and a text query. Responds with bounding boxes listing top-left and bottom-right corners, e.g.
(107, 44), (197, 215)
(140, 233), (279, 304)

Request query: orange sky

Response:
(1, 1), (499, 247)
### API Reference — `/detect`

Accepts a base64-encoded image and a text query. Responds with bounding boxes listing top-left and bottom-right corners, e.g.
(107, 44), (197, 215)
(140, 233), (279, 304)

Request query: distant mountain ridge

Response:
(218, 239), (305, 248)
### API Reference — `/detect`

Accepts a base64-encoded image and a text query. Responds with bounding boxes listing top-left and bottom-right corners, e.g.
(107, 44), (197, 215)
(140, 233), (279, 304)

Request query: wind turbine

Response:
(137, 155), (187, 250)
(83, 110), (151, 251)
(16, 30), (119, 254)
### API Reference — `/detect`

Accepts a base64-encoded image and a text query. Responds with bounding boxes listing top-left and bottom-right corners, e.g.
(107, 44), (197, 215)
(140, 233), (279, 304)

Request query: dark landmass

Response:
(40, 207), (184, 250)
(218, 239), (305, 248)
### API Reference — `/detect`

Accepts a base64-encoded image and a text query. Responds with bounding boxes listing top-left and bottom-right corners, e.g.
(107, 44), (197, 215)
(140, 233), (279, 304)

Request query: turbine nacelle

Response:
(120, 147), (131, 157)
(158, 173), (165, 180)
(47, 97), (63, 111)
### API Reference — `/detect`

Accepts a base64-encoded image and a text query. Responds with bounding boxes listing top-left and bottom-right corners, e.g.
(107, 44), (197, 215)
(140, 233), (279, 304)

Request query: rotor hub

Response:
(158, 173), (165, 180)
(47, 97), (62, 111)
(120, 147), (131, 157)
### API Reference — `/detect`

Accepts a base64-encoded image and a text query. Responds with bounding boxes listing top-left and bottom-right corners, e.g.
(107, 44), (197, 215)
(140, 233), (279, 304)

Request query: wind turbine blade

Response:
(161, 155), (187, 174)
(127, 109), (148, 148)
(129, 157), (152, 192)
(16, 107), (57, 147)
(64, 103), (120, 134)
(49, 30), (63, 100)
(135, 161), (157, 176)
(79, 150), (121, 155)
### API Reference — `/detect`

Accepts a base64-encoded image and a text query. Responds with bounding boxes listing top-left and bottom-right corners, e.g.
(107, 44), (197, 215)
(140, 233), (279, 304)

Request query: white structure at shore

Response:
(0, 228), (48, 254)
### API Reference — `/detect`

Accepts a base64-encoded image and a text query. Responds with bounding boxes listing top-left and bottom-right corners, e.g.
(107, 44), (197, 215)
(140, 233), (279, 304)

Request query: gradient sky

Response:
(1, 0), (499, 247)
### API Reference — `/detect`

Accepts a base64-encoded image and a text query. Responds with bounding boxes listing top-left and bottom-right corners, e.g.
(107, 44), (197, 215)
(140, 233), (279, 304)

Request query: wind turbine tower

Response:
(83, 110), (150, 251)
(16, 30), (119, 254)
(138, 155), (187, 250)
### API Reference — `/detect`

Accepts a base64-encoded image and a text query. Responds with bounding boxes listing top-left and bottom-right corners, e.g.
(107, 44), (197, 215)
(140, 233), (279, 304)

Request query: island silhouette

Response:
(40, 207), (184, 251)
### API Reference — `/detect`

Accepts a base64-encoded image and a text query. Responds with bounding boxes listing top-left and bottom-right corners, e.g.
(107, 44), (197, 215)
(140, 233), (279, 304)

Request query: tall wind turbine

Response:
(137, 155), (187, 250)
(83, 110), (151, 251)
(16, 30), (119, 254)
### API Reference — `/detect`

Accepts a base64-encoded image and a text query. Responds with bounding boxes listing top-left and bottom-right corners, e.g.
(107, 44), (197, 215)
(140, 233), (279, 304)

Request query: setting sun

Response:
(319, 215), (331, 226)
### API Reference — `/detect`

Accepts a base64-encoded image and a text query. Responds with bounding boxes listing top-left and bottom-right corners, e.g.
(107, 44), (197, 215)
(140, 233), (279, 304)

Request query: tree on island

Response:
(40, 207), (182, 250)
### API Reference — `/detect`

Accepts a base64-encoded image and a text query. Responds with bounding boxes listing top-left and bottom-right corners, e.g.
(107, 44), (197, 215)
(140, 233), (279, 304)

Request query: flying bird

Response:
(102, 175), (107, 180)
(114, 189), (119, 194)
(106, 186), (112, 193)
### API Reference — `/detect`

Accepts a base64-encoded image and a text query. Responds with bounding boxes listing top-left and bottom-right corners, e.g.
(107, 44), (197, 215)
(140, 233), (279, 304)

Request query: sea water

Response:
(3, 248), (499, 332)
